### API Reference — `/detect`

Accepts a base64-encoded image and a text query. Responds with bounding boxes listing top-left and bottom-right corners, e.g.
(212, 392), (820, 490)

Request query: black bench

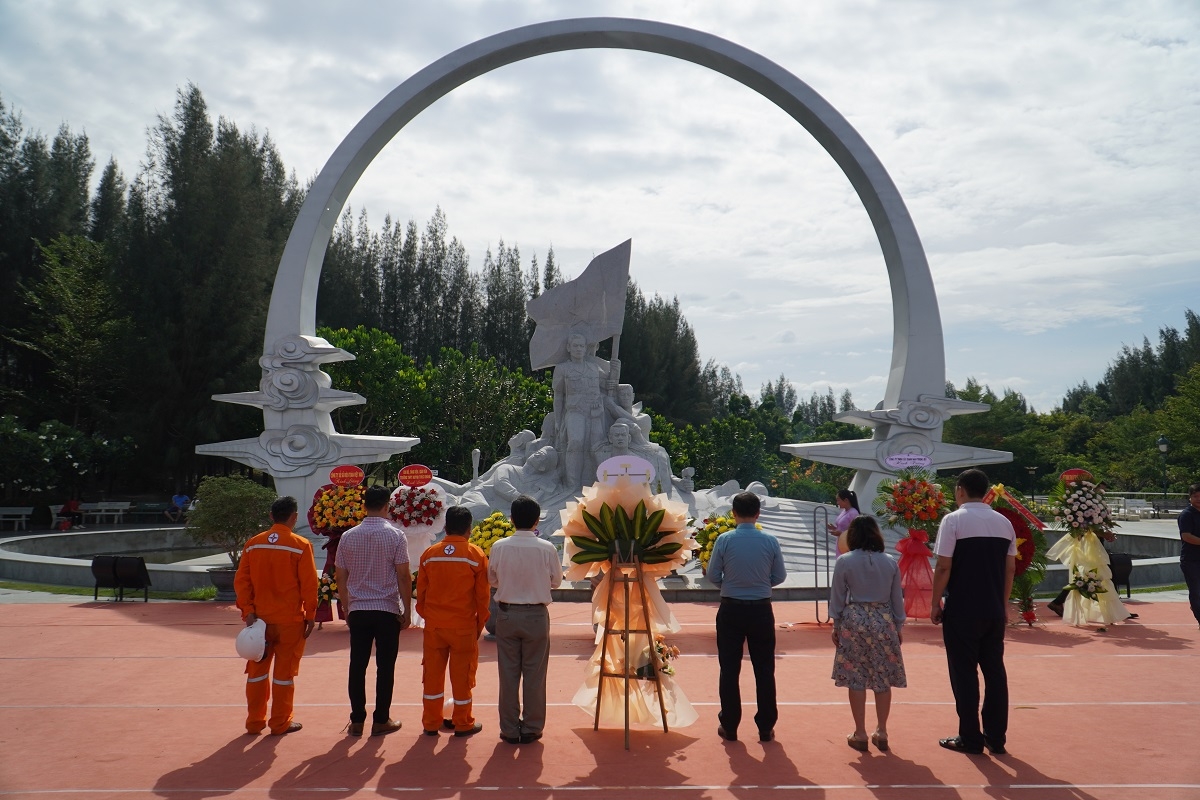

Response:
(90, 555), (152, 602)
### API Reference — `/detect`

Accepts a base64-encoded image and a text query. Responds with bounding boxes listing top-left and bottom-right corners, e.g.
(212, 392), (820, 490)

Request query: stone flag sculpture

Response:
(528, 240), (632, 489)
(527, 239), (631, 371)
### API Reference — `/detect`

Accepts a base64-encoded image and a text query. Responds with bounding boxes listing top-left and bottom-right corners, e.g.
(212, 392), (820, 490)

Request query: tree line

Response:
(1, 83), (1197, 504)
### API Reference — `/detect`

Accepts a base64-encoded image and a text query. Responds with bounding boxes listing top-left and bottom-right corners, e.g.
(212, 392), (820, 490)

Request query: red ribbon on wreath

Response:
(895, 529), (934, 618)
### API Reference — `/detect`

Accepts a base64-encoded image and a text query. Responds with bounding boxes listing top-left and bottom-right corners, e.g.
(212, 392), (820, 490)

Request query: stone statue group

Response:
(443, 331), (681, 520)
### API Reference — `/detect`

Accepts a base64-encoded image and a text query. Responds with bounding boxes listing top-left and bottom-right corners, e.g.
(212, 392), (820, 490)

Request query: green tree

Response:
(416, 347), (551, 482)
(186, 475), (277, 568)
(117, 83), (303, 486)
(89, 158), (127, 247)
(11, 235), (130, 431)
(1159, 363), (1200, 491)
(617, 283), (707, 426)
(761, 373), (798, 418)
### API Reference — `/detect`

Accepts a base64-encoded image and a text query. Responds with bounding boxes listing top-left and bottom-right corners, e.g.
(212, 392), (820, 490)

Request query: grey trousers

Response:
(494, 604), (550, 738)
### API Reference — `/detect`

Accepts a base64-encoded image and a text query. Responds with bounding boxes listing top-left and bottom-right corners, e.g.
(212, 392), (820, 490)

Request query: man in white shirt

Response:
(487, 495), (562, 744)
(930, 469), (1016, 756)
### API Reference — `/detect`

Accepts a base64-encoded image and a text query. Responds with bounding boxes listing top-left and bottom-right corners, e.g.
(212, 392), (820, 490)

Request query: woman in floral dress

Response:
(829, 516), (907, 752)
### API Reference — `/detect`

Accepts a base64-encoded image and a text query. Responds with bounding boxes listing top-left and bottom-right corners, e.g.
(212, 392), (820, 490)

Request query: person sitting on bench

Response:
(165, 492), (190, 523)
(58, 498), (84, 530)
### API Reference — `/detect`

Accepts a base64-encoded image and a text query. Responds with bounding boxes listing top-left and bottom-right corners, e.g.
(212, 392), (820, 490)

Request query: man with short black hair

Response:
(931, 468), (1016, 755)
(336, 485), (410, 737)
(1178, 483), (1200, 629)
(707, 491), (787, 743)
(488, 495), (562, 744)
(235, 495), (318, 736)
(417, 505), (490, 737)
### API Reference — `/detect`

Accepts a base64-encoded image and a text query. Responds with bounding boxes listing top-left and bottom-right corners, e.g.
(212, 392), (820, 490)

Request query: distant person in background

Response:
(165, 491), (190, 523)
(1178, 483), (1200, 629)
(58, 498), (84, 530)
(826, 489), (861, 555)
(829, 516), (906, 752)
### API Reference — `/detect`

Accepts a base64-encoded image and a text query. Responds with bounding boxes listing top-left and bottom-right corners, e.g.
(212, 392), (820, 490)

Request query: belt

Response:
(721, 597), (772, 606)
(497, 602), (545, 610)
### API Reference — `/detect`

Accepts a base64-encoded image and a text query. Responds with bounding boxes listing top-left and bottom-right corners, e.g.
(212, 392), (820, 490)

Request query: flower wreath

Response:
(307, 483), (366, 535)
(387, 485), (444, 528)
(872, 468), (950, 539)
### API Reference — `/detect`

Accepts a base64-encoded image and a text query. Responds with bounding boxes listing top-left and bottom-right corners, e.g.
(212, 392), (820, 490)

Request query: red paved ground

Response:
(1, 597), (1197, 799)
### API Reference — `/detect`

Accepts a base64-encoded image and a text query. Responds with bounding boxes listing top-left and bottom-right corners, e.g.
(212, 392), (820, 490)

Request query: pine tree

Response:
(89, 158), (127, 246)
(543, 245), (561, 291)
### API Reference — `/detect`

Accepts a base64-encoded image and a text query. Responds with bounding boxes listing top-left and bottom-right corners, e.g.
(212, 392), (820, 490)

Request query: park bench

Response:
(0, 507), (34, 531)
(1120, 498), (1153, 520)
(130, 502), (171, 522)
(80, 501), (131, 525)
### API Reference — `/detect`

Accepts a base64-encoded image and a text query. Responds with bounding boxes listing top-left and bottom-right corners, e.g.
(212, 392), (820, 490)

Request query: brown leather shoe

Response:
(270, 721), (303, 736)
(344, 721), (363, 737)
(371, 719), (402, 736)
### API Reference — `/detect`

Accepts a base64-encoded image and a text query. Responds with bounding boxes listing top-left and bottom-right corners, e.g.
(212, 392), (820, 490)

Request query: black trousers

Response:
(942, 614), (1008, 748)
(1181, 559), (1200, 625)
(715, 601), (777, 734)
(347, 609), (401, 724)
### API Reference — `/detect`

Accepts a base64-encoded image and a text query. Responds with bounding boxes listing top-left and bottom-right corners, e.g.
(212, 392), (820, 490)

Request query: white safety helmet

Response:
(236, 618), (267, 662)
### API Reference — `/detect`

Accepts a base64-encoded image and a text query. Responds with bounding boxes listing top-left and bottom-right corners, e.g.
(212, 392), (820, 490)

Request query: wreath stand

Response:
(594, 555), (669, 750)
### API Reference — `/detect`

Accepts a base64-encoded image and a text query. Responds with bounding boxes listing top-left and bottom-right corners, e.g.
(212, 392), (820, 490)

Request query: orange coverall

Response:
(416, 535), (490, 733)
(234, 523), (319, 734)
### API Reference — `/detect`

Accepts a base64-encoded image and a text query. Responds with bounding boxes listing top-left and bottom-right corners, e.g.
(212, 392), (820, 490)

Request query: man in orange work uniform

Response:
(234, 496), (318, 736)
(416, 506), (490, 737)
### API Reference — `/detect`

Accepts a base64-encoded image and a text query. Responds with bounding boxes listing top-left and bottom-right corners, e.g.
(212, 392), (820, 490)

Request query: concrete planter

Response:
(207, 567), (238, 602)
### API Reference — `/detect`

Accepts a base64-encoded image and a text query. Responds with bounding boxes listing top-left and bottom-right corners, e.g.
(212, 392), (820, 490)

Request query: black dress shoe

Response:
(939, 736), (983, 754)
(758, 729), (774, 742)
(985, 739), (1007, 755)
(455, 723), (484, 737)
(443, 719), (455, 730)
(717, 725), (737, 742)
(519, 731), (542, 743)
(500, 734), (522, 744)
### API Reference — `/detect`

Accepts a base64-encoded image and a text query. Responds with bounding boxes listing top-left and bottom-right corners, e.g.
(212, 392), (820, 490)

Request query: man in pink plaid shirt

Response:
(335, 485), (410, 736)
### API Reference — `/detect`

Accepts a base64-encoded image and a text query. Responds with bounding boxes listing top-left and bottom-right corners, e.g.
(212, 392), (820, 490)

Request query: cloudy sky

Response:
(2, 1), (1197, 415)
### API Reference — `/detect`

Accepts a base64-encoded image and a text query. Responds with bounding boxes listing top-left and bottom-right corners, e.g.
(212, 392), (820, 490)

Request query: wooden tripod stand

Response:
(594, 556), (669, 750)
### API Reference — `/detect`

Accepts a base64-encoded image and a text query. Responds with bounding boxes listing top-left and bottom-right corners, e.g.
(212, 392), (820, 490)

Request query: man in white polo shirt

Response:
(487, 495), (562, 744)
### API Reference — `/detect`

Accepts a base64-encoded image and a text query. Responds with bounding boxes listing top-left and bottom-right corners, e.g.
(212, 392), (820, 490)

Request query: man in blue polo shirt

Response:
(706, 491), (787, 743)
(1178, 483), (1200, 629)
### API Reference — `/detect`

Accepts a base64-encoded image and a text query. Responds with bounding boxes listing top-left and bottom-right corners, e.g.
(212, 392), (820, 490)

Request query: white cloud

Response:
(1, 0), (1197, 421)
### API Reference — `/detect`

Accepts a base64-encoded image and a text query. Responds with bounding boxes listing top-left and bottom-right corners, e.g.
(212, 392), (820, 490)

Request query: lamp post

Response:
(1025, 466), (1037, 505)
(1157, 435), (1170, 504)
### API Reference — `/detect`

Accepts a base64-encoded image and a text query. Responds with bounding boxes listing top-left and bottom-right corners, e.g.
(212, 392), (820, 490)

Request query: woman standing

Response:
(314, 530), (345, 629)
(826, 489), (861, 555)
(830, 516), (907, 752)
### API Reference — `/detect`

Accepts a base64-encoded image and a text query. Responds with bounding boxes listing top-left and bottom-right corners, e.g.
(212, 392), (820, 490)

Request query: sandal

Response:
(846, 734), (869, 752)
(871, 732), (889, 751)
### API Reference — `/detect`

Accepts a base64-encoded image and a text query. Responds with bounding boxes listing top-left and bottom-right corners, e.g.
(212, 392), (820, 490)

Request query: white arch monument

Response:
(198, 17), (1010, 527)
